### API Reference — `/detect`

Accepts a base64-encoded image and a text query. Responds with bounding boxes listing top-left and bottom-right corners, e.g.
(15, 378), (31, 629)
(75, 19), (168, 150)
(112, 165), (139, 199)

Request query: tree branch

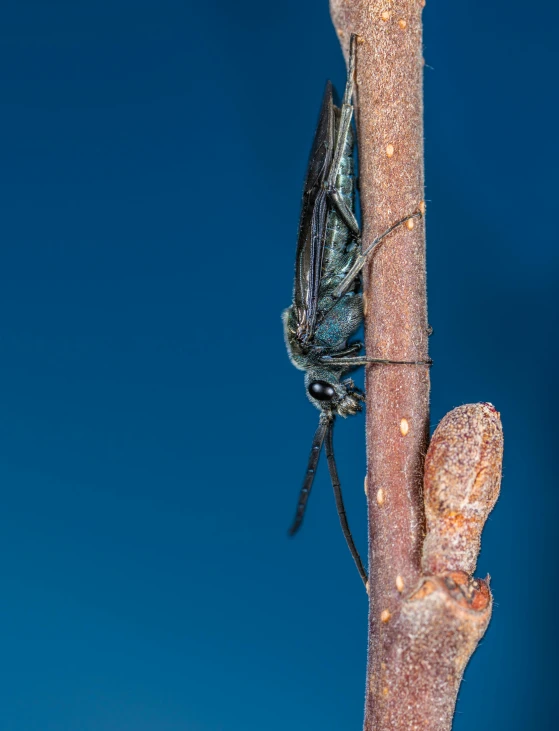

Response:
(329, 2), (504, 729)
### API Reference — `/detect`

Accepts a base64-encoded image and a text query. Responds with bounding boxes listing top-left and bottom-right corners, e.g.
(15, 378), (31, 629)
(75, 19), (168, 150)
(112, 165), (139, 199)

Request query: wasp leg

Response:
(329, 341), (363, 359)
(342, 378), (365, 399)
(321, 355), (432, 367)
(330, 210), (422, 301)
(327, 188), (360, 238)
(324, 34), (361, 239)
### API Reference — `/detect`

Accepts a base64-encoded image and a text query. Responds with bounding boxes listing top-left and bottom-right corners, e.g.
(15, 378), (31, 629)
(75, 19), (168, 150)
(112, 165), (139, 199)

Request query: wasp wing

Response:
(293, 82), (335, 344)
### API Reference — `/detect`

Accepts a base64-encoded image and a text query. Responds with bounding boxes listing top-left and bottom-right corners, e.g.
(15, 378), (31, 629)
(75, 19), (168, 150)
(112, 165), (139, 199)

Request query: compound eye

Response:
(308, 380), (336, 401)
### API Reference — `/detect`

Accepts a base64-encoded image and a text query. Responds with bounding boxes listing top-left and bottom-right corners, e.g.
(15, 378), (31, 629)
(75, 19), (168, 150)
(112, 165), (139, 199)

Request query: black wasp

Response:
(283, 35), (427, 587)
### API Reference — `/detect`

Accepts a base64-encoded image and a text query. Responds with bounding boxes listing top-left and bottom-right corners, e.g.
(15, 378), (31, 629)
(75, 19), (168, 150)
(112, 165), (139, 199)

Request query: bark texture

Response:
(329, 2), (504, 729)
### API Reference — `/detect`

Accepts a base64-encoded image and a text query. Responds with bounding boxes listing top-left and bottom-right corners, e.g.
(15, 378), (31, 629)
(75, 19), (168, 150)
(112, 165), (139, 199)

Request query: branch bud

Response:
(422, 403), (503, 576)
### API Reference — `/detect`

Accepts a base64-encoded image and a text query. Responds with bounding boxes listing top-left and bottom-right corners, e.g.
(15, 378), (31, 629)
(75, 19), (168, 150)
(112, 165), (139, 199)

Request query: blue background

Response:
(1, 1), (557, 729)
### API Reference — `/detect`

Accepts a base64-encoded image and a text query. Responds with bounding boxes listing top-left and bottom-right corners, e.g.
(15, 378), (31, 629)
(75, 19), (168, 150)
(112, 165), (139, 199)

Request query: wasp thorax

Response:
(308, 380), (336, 401)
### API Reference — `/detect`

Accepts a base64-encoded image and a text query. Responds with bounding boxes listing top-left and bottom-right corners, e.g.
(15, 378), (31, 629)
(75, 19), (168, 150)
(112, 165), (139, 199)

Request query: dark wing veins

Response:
(293, 81), (335, 345)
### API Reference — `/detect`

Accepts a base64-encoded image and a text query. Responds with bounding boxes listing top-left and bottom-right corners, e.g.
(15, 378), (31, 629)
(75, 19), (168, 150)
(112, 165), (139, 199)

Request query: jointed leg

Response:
(320, 355), (432, 367)
(325, 34), (360, 238)
(331, 210), (422, 300)
(328, 188), (360, 237)
(326, 341), (363, 359)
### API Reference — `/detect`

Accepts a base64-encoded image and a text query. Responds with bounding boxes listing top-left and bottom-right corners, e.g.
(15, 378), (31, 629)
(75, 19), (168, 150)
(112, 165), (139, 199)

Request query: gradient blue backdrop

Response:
(1, 1), (557, 729)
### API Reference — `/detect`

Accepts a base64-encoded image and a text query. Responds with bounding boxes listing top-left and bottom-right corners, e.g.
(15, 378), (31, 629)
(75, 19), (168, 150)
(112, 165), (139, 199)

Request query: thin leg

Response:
(288, 413), (331, 536)
(325, 34), (360, 238)
(325, 421), (368, 588)
(320, 355), (432, 367)
(328, 188), (360, 237)
(326, 341), (363, 359)
(331, 211), (422, 300)
(327, 34), (356, 186)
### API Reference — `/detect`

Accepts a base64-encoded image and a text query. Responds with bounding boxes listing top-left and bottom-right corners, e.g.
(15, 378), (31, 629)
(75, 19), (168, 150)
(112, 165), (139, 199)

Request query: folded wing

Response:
(293, 82), (335, 345)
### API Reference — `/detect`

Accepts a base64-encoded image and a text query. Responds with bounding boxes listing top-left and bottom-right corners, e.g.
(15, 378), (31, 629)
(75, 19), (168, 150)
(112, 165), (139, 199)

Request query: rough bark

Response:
(329, 2), (504, 729)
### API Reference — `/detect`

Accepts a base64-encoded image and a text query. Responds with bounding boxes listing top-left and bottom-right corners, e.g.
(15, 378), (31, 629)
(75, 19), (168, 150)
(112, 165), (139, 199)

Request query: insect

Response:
(283, 35), (428, 586)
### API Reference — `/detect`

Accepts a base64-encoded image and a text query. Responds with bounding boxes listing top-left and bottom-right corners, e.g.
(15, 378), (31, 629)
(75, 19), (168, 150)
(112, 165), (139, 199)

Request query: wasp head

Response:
(304, 370), (364, 418)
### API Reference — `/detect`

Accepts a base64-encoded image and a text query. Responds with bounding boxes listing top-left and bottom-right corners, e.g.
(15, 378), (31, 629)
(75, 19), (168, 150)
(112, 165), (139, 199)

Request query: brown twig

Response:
(329, 2), (504, 729)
